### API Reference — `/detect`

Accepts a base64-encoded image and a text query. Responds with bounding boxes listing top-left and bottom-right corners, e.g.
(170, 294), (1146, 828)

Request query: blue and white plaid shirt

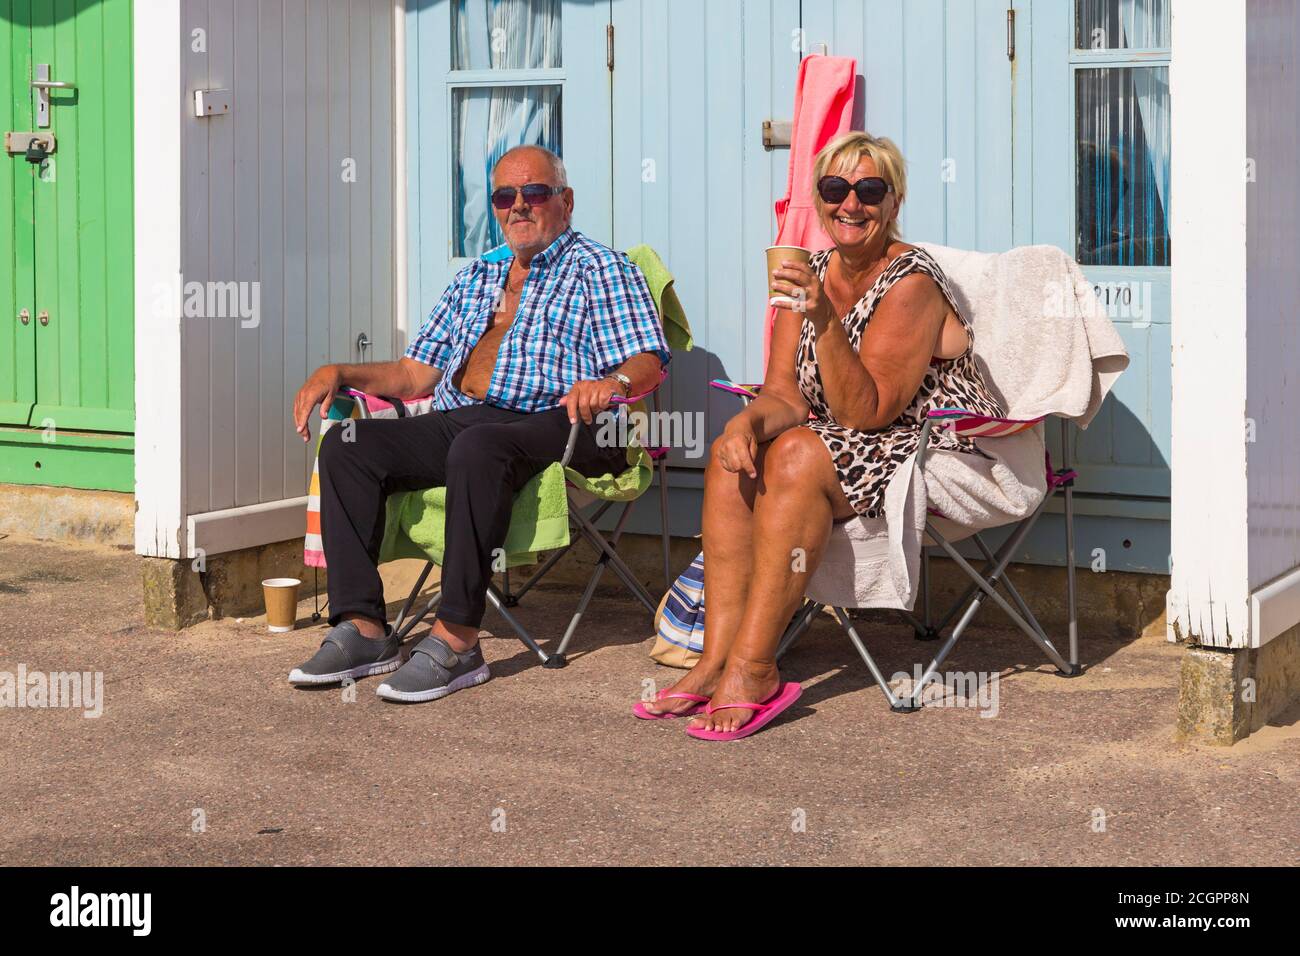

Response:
(405, 228), (670, 413)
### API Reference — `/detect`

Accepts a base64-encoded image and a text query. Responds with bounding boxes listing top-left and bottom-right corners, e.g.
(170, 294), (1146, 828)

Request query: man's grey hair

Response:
(494, 144), (568, 188)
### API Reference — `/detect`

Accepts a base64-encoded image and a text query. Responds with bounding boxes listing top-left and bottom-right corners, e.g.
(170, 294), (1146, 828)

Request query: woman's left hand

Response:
(770, 259), (833, 331)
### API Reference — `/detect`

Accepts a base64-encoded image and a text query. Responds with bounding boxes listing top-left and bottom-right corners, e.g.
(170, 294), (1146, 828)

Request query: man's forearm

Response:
(333, 359), (443, 401)
(610, 351), (663, 397)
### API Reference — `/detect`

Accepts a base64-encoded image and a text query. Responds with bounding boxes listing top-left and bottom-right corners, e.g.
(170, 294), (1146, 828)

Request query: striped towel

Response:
(303, 393), (435, 568)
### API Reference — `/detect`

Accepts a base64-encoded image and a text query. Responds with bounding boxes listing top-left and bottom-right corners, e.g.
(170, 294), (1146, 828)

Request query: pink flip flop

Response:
(633, 689), (710, 720)
(684, 682), (803, 741)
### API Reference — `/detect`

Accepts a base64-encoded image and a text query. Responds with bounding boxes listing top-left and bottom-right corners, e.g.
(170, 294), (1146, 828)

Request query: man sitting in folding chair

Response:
(287, 144), (669, 703)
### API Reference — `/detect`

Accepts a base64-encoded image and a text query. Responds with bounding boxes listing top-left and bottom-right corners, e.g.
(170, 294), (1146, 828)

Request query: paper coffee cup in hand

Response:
(262, 578), (302, 633)
(766, 245), (812, 307)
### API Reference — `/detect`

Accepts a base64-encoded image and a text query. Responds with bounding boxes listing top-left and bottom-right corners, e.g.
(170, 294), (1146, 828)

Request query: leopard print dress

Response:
(796, 246), (1004, 519)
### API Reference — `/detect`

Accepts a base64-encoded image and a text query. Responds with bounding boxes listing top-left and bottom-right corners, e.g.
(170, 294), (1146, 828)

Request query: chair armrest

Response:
(920, 409), (1074, 491)
(561, 368), (670, 467)
(925, 408), (1045, 438)
(709, 379), (762, 400)
(340, 387), (434, 419)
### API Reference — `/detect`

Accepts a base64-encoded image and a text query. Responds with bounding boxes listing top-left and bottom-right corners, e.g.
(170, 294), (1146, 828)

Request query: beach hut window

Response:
(451, 0), (563, 257)
(1073, 0), (1170, 267)
(452, 0), (562, 69)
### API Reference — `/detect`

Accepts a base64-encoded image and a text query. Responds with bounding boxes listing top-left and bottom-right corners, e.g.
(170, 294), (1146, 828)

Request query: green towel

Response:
(379, 462), (569, 568)
(378, 439), (653, 568)
(626, 244), (694, 352)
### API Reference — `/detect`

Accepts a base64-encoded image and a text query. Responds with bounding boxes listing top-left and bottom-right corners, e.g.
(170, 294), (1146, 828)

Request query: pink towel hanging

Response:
(763, 54), (858, 371)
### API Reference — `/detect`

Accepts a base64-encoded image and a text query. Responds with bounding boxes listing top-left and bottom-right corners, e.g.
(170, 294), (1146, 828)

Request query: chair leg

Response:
(539, 498), (656, 669)
(907, 591), (983, 708)
(776, 600), (820, 661)
(506, 500), (616, 604)
(486, 584), (551, 665)
(658, 456), (672, 593)
(830, 607), (911, 712)
(917, 545), (938, 640)
(311, 566), (329, 623)
(925, 507), (1047, 642)
(897, 608), (927, 637)
(928, 521), (1073, 674)
(970, 534), (1050, 643)
(507, 541), (574, 602)
(906, 538), (1001, 641)
(569, 501), (658, 614)
(550, 556), (610, 667)
(1058, 418), (1081, 673)
(1065, 480), (1079, 670)
(930, 532), (1019, 635)
(392, 585), (442, 644)
(966, 524), (1079, 676)
(392, 561), (433, 635)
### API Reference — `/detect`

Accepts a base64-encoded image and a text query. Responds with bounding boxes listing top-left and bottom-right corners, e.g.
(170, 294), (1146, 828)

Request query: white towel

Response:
(919, 242), (1130, 426)
(806, 243), (1130, 610)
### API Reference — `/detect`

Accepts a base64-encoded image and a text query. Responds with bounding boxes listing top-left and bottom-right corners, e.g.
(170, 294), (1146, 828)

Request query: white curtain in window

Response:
(454, 0), (563, 257)
(1119, 0), (1170, 221)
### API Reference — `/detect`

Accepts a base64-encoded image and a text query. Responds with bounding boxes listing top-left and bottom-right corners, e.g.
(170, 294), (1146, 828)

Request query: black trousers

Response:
(318, 403), (625, 629)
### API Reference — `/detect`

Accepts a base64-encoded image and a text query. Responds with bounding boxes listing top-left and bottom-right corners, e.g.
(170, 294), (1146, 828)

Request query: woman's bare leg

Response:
(690, 427), (856, 733)
(642, 437), (767, 715)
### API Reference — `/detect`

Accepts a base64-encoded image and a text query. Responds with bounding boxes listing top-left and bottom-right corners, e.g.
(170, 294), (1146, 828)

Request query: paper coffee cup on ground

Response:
(766, 245), (812, 307)
(262, 577), (301, 633)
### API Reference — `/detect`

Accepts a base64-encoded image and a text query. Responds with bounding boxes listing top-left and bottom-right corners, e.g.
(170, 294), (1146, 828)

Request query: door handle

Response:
(31, 65), (75, 129)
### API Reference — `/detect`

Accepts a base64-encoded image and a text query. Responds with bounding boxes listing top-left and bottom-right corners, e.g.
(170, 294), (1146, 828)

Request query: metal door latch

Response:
(763, 120), (792, 150)
(4, 131), (56, 162)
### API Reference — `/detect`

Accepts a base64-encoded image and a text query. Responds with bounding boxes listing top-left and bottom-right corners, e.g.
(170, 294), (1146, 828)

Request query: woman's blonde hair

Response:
(811, 131), (907, 242)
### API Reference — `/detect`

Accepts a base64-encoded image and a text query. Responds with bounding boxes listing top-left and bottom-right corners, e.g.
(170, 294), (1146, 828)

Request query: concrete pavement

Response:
(1, 534), (1296, 866)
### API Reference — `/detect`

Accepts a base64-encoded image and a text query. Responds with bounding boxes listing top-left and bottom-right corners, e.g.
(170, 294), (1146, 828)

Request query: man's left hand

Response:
(562, 377), (624, 425)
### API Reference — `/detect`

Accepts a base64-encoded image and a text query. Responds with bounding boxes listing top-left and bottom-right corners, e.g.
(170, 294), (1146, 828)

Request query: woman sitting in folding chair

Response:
(639, 131), (1003, 740)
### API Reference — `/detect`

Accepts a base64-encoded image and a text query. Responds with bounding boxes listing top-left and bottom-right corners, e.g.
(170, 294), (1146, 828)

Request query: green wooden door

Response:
(28, 0), (134, 434)
(0, 0), (133, 492)
(0, 1), (36, 426)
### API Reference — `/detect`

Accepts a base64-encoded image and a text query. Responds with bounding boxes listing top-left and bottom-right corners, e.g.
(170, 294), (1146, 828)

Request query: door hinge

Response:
(1007, 9), (1016, 61)
(607, 24), (614, 71)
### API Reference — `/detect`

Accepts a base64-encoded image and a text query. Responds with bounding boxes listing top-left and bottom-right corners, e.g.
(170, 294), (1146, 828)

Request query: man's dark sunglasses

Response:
(817, 175), (893, 206)
(490, 183), (566, 210)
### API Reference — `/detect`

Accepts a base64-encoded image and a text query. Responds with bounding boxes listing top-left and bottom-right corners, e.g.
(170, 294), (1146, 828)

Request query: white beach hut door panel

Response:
(406, 0), (613, 335)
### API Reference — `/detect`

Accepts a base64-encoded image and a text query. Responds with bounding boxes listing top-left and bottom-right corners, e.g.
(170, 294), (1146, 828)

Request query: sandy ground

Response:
(1, 533), (1296, 866)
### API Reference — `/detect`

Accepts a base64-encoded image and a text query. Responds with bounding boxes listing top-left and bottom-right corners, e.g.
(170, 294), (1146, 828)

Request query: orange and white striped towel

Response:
(303, 393), (435, 568)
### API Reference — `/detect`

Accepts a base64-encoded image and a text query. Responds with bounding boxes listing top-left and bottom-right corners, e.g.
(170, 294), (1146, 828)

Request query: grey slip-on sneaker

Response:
(375, 634), (490, 703)
(288, 621), (401, 686)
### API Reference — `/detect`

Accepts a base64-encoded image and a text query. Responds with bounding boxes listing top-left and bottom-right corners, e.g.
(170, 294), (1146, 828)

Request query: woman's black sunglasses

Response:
(490, 183), (567, 210)
(817, 175), (893, 206)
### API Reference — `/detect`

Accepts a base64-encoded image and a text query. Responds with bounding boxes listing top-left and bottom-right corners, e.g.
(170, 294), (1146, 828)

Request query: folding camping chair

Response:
(340, 379), (673, 670)
(711, 380), (1080, 712)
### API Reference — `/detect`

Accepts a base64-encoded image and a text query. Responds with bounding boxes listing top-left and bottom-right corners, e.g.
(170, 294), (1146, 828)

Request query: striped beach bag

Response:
(649, 551), (706, 669)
